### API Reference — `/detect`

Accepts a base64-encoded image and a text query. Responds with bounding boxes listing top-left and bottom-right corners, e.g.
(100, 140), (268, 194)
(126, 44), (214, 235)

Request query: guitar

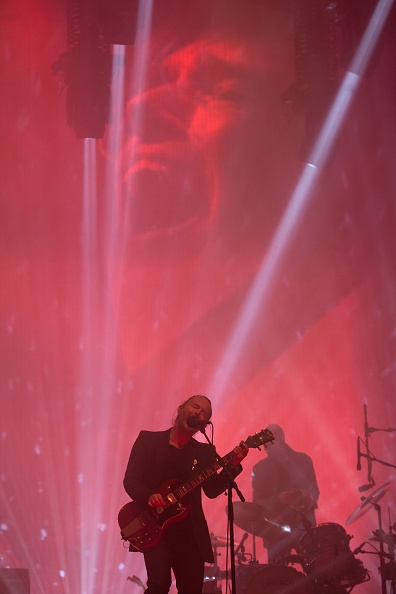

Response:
(118, 428), (274, 552)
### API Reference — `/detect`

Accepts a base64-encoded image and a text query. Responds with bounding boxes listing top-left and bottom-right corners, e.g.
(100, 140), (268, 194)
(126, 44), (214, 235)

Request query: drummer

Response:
(251, 424), (320, 564)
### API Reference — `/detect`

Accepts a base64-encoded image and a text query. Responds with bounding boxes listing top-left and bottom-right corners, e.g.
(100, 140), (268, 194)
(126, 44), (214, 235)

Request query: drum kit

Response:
(204, 482), (395, 594)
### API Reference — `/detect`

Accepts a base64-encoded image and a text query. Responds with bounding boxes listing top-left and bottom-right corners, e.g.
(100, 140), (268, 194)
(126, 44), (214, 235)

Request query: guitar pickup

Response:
(122, 516), (146, 539)
(166, 493), (177, 504)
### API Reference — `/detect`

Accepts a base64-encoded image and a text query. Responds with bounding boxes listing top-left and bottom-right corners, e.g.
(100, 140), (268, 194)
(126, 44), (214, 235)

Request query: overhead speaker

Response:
(0, 569), (30, 594)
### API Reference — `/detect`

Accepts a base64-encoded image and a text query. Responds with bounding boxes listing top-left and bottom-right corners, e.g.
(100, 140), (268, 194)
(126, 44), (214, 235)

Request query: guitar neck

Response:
(172, 451), (234, 501)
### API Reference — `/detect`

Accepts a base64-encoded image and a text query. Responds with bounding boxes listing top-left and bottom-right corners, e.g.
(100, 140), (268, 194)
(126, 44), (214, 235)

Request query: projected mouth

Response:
(124, 153), (212, 236)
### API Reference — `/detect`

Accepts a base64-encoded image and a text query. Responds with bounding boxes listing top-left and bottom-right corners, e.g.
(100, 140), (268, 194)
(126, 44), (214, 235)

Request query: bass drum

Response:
(236, 563), (266, 593)
(244, 565), (309, 594)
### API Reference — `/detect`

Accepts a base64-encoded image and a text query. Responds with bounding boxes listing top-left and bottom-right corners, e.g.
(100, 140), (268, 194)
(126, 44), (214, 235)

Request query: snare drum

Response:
(244, 565), (309, 594)
(300, 523), (355, 584)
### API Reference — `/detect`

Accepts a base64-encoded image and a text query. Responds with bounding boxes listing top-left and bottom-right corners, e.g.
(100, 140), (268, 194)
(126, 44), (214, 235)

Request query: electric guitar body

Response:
(118, 428), (274, 552)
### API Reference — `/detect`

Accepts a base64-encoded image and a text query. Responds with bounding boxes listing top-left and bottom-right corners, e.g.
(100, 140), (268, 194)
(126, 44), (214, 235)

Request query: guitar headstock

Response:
(245, 428), (274, 450)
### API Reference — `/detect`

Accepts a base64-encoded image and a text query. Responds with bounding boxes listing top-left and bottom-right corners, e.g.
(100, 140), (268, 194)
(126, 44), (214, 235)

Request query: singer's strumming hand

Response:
(148, 493), (167, 507)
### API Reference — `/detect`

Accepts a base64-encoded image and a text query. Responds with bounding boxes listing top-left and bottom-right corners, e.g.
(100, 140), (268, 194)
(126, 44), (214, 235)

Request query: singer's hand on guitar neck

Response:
(230, 441), (249, 467)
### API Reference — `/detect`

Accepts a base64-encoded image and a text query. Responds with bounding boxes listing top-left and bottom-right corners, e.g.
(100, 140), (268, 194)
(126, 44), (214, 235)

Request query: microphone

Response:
(199, 420), (213, 434)
(357, 437), (362, 471)
(235, 532), (249, 561)
(353, 542), (367, 555)
(186, 417), (211, 430)
(358, 480), (375, 493)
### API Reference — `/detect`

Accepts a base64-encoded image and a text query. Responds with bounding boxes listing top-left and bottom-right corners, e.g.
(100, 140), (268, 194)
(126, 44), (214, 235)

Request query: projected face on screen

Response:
(118, 16), (294, 260)
(112, 8), (295, 372)
(122, 38), (247, 233)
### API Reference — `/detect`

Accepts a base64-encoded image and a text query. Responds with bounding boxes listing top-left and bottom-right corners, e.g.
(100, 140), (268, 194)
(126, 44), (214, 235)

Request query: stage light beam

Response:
(208, 0), (395, 403)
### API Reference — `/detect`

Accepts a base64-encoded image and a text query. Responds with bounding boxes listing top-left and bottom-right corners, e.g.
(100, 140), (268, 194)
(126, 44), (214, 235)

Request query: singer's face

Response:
(180, 395), (212, 429)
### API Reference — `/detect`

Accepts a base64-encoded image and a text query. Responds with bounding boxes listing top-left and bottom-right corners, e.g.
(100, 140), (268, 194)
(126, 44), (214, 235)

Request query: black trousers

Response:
(143, 521), (205, 594)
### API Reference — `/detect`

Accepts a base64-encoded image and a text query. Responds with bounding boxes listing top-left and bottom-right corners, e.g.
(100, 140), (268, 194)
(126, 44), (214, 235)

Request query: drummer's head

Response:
(268, 424), (285, 443)
(266, 424), (286, 455)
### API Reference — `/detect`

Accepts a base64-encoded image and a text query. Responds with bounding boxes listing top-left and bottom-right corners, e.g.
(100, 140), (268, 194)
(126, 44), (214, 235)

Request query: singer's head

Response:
(174, 394), (212, 433)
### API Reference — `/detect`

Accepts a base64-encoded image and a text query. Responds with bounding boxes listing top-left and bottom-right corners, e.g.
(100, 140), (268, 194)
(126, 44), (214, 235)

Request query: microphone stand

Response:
(357, 405), (396, 491)
(200, 425), (245, 594)
(364, 404), (374, 488)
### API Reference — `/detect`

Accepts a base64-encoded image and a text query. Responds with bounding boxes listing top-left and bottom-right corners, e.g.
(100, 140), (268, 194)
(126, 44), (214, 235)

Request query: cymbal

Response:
(368, 531), (396, 546)
(345, 482), (392, 526)
(228, 501), (286, 539)
(210, 533), (229, 547)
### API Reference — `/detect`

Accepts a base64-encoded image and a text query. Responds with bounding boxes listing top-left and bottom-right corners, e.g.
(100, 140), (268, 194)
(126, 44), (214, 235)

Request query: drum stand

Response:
(378, 527), (396, 594)
(248, 524), (259, 564)
(373, 501), (388, 594)
(388, 552), (396, 594)
(203, 544), (223, 594)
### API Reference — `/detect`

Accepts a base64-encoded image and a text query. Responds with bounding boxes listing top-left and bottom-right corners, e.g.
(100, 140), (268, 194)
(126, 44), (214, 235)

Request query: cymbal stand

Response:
(252, 525), (257, 564)
(386, 512), (395, 594)
(357, 404), (396, 493)
(372, 501), (388, 594)
(389, 548), (395, 594)
(212, 544), (221, 576)
(243, 521), (259, 564)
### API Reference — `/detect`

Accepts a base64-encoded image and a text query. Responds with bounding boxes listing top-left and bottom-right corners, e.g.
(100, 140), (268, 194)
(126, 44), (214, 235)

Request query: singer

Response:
(123, 394), (249, 594)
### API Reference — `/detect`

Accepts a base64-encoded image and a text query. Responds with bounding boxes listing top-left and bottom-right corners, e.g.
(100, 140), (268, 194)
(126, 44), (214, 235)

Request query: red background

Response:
(1, 1), (396, 593)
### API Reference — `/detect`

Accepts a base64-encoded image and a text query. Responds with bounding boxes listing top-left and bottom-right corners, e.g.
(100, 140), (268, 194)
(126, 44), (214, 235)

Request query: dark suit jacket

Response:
(252, 445), (319, 547)
(124, 428), (242, 563)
